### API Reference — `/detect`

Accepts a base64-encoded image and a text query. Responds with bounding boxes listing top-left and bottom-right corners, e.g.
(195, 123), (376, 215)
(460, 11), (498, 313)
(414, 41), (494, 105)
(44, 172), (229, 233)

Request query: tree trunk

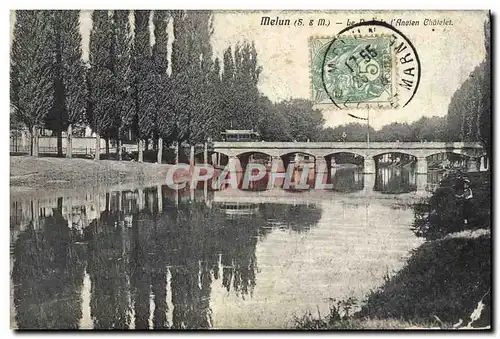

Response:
(138, 139), (144, 163)
(95, 133), (101, 160)
(66, 124), (73, 158)
(31, 126), (39, 157)
(57, 130), (63, 157)
(105, 138), (110, 155)
(190, 145), (195, 167)
(157, 137), (163, 164)
(117, 139), (122, 161)
(204, 142), (208, 164)
(175, 141), (180, 164)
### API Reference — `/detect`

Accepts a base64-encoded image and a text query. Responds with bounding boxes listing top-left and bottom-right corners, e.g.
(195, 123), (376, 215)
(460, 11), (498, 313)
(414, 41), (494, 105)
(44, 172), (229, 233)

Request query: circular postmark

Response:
(319, 20), (421, 109)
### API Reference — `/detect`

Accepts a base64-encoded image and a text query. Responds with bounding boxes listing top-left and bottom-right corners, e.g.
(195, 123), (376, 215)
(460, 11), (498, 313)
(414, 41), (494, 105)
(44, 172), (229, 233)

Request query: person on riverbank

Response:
(455, 177), (473, 225)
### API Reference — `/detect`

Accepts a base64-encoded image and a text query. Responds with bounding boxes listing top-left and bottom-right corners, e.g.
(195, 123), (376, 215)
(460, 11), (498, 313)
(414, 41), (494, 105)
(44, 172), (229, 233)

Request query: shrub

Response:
(412, 170), (490, 240)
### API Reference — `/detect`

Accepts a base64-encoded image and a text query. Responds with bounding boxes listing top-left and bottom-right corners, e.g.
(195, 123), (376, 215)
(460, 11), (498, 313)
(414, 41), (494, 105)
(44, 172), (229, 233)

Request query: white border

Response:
(2, 1), (498, 338)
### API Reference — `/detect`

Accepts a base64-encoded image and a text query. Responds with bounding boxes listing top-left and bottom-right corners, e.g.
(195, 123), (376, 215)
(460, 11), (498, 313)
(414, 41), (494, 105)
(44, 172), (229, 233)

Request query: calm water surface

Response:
(11, 167), (438, 329)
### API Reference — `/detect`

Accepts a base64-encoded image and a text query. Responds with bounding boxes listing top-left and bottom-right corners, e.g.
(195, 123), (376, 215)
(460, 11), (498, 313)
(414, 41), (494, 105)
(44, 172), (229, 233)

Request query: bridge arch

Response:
(323, 151), (366, 166)
(277, 150), (318, 160)
(371, 150), (420, 159)
(234, 150), (274, 159)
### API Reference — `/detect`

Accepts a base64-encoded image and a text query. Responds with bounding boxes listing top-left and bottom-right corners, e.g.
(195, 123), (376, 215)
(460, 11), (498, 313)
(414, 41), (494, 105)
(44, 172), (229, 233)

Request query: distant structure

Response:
(220, 129), (260, 142)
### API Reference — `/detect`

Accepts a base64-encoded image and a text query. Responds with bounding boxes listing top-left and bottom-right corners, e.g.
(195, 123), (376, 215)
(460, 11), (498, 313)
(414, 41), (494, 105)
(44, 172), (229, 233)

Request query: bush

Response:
(358, 236), (491, 327)
(412, 170), (490, 240)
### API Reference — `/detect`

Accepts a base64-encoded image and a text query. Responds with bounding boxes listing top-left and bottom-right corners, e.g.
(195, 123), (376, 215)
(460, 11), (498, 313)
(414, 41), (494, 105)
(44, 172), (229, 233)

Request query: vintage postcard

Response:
(10, 10), (491, 330)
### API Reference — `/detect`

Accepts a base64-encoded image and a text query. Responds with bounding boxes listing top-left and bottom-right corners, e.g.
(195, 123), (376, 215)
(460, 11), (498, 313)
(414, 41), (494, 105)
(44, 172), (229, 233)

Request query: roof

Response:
(221, 129), (260, 135)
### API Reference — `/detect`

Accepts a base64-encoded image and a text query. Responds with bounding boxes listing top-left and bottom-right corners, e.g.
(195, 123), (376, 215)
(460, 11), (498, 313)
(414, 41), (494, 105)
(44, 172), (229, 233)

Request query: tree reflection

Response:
(12, 200), (85, 329)
(259, 203), (322, 233)
(85, 194), (132, 329)
(11, 185), (323, 329)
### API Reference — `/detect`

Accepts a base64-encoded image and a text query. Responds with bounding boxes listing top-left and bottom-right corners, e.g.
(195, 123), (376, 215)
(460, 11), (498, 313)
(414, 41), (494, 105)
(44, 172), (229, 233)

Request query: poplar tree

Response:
(170, 10), (215, 162)
(11, 10), (55, 157)
(220, 46), (235, 134)
(152, 10), (172, 164)
(133, 10), (156, 163)
(112, 10), (135, 160)
(58, 10), (87, 158)
(88, 10), (114, 160)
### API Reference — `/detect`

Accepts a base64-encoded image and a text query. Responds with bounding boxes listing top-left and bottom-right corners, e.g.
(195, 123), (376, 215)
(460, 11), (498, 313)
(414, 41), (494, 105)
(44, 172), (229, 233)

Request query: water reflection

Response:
(226, 164), (433, 195)
(375, 166), (417, 194)
(331, 166), (364, 192)
(11, 187), (325, 329)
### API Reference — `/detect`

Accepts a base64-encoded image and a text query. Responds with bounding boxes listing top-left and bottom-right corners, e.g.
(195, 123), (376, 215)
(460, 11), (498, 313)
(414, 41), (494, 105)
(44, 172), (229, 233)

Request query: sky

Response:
(11, 10), (489, 130)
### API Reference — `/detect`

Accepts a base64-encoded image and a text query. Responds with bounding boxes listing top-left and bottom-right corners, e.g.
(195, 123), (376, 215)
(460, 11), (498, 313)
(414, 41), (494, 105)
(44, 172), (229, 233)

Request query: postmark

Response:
(310, 20), (421, 109)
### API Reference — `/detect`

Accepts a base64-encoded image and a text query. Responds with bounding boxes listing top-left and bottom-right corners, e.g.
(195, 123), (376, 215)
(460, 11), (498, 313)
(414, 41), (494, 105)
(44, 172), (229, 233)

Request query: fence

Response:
(10, 134), (108, 156)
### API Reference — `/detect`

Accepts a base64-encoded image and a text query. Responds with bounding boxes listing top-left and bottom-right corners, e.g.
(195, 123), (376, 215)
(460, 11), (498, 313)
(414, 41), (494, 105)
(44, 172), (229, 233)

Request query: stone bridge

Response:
(211, 141), (487, 174)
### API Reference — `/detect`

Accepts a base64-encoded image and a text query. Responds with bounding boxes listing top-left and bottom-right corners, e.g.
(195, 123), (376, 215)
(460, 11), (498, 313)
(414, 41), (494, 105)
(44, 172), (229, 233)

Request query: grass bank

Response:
(295, 170), (492, 330)
(10, 156), (182, 195)
(295, 232), (491, 330)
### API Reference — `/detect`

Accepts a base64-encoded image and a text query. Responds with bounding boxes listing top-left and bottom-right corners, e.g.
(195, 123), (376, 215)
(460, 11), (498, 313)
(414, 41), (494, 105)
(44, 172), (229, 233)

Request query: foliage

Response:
(133, 10), (156, 140)
(113, 10), (135, 140)
(88, 10), (115, 136)
(374, 122), (414, 142)
(410, 116), (448, 142)
(412, 170), (491, 240)
(152, 10), (175, 141)
(319, 123), (376, 142)
(294, 297), (359, 329)
(45, 11), (87, 132)
(358, 235), (491, 327)
(275, 99), (324, 141)
(445, 21), (490, 155)
(255, 96), (292, 141)
(11, 11), (55, 131)
(169, 10), (217, 145)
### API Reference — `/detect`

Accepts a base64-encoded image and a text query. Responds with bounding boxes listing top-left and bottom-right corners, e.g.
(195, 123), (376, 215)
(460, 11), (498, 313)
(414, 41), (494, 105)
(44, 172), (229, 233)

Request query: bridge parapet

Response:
(212, 141), (485, 159)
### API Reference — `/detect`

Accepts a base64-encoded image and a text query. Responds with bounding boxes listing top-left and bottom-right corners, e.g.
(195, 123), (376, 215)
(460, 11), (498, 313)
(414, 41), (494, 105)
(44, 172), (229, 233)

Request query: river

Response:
(10, 166), (441, 329)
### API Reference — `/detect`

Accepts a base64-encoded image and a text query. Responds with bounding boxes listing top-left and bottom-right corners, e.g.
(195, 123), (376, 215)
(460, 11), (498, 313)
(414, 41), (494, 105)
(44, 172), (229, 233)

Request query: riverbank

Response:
(10, 156), (180, 196)
(294, 170), (492, 330)
(295, 230), (491, 330)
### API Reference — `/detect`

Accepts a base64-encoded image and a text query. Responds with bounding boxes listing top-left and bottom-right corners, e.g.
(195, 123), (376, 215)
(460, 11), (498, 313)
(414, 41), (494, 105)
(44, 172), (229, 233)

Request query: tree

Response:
(275, 99), (324, 141)
(170, 10), (215, 163)
(219, 46), (235, 134)
(44, 11), (86, 158)
(374, 122), (413, 142)
(57, 11), (87, 158)
(256, 96), (292, 141)
(152, 10), (173, 163)
(319, 123), (375, 142)
(218, 42), (262, 132)
(113, 10), (135, 160)
(446, 20), (491, 159)
(88, 10), (115, 160)
(410, 116), (447, 142)
(133, 10), (156, 163)
(11, 11), (55, 157)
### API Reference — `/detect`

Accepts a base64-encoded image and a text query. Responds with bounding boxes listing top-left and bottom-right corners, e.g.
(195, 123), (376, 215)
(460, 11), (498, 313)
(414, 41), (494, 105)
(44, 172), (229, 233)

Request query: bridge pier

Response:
(480, 156), (489, 171)
(416, 173), (427, 195)
(363, 173), (375, 195)
(416, 156), (428, 174)
(414, 156), (428, 195)
(228, 155), (239, 171)
(157, 185), (163, 214)
(363, 158), (376, 174)
(467, 157), (481, 172)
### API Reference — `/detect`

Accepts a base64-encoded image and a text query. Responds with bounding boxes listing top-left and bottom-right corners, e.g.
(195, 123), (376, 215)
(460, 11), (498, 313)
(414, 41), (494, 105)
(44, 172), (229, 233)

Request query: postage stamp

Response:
(310, 35), (395, 108)
(310, 20), (421, 109)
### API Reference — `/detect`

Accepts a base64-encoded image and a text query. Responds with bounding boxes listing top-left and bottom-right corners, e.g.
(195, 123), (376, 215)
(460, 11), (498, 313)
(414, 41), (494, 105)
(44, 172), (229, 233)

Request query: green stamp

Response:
(310, 36), (395, 108)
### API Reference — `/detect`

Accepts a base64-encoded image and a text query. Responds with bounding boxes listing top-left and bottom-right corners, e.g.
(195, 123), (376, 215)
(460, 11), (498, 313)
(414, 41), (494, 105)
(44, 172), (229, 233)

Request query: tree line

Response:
(10, 11), (490, 162)
(10, 10), (324, 162)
